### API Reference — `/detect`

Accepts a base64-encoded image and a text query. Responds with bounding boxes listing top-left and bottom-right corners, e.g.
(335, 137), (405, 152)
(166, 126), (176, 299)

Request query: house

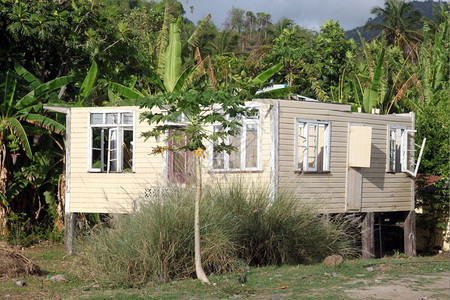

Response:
(45, 98), (425, 256)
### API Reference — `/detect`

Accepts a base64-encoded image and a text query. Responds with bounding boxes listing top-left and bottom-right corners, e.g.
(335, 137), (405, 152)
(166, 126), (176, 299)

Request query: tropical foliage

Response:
(0, 0), (447, 259)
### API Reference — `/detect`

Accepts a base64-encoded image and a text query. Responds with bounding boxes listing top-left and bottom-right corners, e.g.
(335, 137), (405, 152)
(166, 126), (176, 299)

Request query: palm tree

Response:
(245, 11), (256, 41)
(365, 0), (423, 58)
(273, 17), (294, 38)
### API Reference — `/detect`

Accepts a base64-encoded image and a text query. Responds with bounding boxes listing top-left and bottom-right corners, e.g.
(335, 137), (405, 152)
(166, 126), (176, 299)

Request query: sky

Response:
(183, 0), (388, 31)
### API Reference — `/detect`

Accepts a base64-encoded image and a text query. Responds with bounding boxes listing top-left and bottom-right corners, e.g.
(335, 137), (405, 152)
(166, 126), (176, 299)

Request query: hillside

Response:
(345, 0), (445, 43)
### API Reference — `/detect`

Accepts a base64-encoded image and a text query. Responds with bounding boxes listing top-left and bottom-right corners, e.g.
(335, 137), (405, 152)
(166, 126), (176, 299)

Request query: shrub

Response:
(76, 181), (357, 285)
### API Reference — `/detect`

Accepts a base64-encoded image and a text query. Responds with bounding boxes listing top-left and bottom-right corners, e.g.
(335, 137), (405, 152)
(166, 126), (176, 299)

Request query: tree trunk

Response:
(194, 157), (209, 284)
(0, 144), (8, 235)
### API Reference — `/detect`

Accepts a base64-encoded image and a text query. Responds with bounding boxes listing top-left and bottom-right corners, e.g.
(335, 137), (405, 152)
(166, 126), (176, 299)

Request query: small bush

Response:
(76, 181), (357, 285)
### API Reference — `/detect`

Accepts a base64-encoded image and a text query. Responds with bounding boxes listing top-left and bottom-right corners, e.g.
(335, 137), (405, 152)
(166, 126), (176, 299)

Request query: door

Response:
(168, 129), (194, 184)
(345, 124), (372, 212)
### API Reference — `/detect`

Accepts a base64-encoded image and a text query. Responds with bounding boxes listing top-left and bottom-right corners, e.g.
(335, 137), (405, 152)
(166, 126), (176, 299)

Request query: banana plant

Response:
(0, 65), (73, 233)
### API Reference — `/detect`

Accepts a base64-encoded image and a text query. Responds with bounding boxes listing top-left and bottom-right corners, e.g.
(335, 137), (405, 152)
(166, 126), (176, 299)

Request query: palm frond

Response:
(187, 14), (211, 51)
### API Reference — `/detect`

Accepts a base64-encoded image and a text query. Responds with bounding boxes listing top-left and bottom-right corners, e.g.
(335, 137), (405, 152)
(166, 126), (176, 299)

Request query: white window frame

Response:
(294, 119), (331, 172)
(88, 110), (135, 173)
(209, 104), (262, 172)
(387, 125), (426, 177)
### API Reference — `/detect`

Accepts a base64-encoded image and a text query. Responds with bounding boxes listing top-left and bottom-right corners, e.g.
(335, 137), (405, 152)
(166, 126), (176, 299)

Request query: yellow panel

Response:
(349, 126), (372, 168)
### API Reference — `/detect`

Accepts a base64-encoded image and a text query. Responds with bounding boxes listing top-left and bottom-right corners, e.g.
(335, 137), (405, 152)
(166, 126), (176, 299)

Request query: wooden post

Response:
(64, 213), (77, 255)
(404, 210), (416, 257)
(361, 212), (375, 259)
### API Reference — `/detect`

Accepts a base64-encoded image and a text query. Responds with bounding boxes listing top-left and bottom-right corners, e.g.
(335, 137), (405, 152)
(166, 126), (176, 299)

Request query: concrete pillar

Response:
(404, 210), (417, 257)
(64, 213), (77, 255)
(362, 212), (375, 259)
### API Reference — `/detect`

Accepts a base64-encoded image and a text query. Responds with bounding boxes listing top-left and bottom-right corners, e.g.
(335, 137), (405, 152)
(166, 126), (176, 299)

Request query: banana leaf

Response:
(79, 61), (98, 101)
(5, 117), (32, 159)
(164, 17), (182, 93)
(251, 64), (282, 86)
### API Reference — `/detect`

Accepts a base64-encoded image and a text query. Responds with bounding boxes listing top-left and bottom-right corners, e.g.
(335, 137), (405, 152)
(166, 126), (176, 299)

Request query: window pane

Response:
(245, 123), (258, 168)
(108, 129), (118, 172)
(91, 128), (104, 170)
(122, 128), (133, 172)
(106, 113), (119, 124)
(173, 152), (186, 174)
(122, 113), (133, 125)
(229, 128), (242, 169)
(212, 125), (225, 169)
(91, 113), (103, 125)
(213, 150), (224, 169)
(307, 124), (318, 170)
(405, 131), (415, 172)
(317, 124), (325, 171)
(297, 124), (305, 170)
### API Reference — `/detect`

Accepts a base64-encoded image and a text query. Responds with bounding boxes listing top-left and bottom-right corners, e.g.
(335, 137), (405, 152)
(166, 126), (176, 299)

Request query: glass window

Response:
(211, 106), (262, 171)
(89, 111), (134, 173)
(295, 120), (330, 172)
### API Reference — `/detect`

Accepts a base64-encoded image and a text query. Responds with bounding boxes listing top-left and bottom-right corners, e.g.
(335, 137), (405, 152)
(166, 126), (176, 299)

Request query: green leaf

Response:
(17, 75), (75, 108)
(14, 63), (41, 88)
(24, 113), (65, 134)
(251, 64), (282, 86)
(173, 66), (196, 92)
(1, 71), (17, 116)
(109, 82), (145, 99)
(79, 61), (98, 101)
(4, 117), (32, 159)
(164, 17), (182, 93)
(187, 14), (211, 50)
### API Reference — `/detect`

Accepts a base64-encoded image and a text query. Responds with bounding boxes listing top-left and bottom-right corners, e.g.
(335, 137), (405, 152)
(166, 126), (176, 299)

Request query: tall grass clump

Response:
(76, 187), (242, 286)
(77, 180), (357, 285)
(210, 179), (358, 265)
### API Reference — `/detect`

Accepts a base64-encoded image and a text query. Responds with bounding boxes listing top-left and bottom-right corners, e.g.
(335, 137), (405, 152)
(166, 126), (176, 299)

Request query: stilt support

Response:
(362, 212), (375, 259)
(64, 213), (77, 255)
(404, 210), (416, 257)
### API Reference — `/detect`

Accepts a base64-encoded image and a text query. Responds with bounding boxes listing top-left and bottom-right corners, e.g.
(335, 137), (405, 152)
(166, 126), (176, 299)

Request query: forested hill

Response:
(345, 0), (444, 42)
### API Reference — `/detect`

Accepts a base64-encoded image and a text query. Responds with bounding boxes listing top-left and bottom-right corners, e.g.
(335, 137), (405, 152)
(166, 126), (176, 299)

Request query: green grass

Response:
(0, 242), (448, 299)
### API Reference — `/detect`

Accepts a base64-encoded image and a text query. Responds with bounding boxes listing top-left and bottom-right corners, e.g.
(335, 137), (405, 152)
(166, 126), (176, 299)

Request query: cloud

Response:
(185, 0), (386, 31)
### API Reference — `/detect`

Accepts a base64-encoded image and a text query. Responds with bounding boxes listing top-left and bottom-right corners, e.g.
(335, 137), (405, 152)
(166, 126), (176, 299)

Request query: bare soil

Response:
(345, 273), (450, 299)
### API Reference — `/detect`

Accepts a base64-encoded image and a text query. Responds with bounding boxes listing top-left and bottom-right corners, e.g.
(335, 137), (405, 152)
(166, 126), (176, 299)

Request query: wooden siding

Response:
(68, 106), (164, 213)
(277, 99), (414, 213)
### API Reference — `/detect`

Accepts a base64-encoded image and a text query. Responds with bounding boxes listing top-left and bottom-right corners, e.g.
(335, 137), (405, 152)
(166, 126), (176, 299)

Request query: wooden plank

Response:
(349, 126), (372, 167)
(346, 167), (362, 212)
(404, 210), (417, 257)
(362, 212), (375, 258)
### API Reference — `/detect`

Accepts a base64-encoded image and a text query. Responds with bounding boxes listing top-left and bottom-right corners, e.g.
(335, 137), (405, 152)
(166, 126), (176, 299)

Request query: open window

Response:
(89, 111), (134, 173)
(210, 105), (262, 172)
(294, 119), (330, 172)
(387, 126), (426, 177)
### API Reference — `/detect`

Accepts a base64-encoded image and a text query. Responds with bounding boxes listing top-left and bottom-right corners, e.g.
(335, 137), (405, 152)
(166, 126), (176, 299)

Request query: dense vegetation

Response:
(0, 0), (448, 254)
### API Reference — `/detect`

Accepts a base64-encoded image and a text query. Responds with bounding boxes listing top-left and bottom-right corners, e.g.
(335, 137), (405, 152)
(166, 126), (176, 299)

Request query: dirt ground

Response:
(344, 273), (450, 299)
